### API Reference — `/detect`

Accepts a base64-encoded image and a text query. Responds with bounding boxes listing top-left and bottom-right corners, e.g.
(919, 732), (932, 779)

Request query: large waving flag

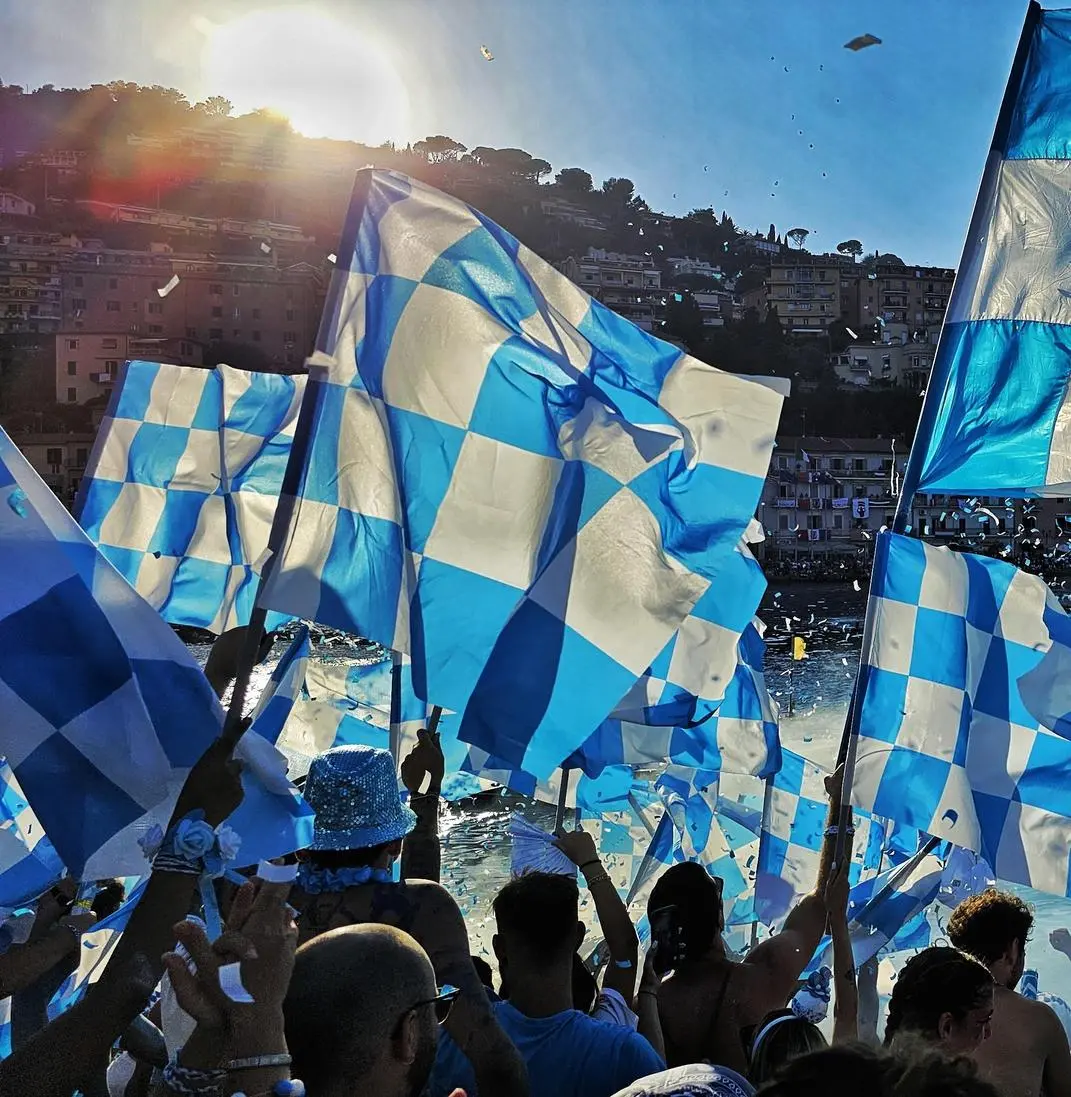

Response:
(77, 362), (303, 632)
(0, 428), (309, 878)
(911, 4), (1071, 496)
(851, 532), (1071, 897)
(259, 169), (787, 779)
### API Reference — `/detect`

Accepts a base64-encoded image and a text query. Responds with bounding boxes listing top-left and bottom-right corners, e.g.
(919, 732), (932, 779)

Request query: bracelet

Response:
(163, 1056), (226, 1096)
(228, 1053), (293, 1071)
(824, 825), (855, 837)
(584, 872), (612, 887)
(152, 852), (204, 877)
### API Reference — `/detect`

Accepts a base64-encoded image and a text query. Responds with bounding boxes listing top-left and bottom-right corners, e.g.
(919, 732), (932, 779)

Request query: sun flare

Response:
(199, 7), (411, 145)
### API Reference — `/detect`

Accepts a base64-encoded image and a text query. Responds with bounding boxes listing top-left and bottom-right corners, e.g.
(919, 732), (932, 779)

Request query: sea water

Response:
(197, 581), (1071, 1004)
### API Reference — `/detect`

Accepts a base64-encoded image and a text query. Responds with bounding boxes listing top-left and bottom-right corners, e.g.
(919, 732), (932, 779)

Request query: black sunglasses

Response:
(393, 984), (461, 1036)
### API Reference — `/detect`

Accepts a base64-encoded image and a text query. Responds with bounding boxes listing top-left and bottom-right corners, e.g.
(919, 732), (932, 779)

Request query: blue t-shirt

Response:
(429, 999), (665, 1097)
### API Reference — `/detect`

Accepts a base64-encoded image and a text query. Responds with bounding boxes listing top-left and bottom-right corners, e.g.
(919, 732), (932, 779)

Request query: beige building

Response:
(758, 252), (851, 334)
(831, 340), (932, 391)
(852, 262), (954, 340)
(558, 247), (662, 331)
(13, 431), (96, 503)
(0, 191), (35, 217)
(55, 332), (203, 405)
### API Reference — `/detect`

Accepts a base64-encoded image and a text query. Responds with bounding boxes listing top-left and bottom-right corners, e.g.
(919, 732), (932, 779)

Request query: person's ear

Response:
(937, 1011), (955, 1042)
(576, 921), (586, 949)
(394, 1009), (420, 1066)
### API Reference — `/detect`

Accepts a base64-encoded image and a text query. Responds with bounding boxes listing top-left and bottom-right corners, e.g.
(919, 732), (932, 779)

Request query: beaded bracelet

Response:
(824, 824), (856, 837)
(162, 1057), (226, 1096)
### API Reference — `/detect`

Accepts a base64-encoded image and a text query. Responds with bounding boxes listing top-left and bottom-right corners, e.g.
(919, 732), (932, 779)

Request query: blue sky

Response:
(0, 0), (1030, 267)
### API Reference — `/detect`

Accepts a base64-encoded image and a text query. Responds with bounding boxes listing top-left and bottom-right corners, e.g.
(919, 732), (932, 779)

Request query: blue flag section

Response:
(0, 760), (64, 910)
(77, 361), (303, 633)
(852, 531), (1071, 897)
(260, 169), (788, 779)
(912, 5), (1071, 497)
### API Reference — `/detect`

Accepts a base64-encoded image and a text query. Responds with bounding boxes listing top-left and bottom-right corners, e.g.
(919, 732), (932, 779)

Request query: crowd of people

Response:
(1, 648), (1070, 1097)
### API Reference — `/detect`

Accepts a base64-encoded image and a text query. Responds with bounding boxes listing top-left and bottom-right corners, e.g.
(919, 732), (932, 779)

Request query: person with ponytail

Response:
(884, 946), (994, 1054)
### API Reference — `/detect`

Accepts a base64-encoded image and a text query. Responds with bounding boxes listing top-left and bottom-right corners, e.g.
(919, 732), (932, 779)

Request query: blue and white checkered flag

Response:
(910, 6), (1071, 497)
(0, 996), (9, 1059)
(852, 532), (1071, 897)
(260, 169), (787, 779)
(756, 748), (884, 930)
(77, 362), (303, 633)
(0, 427), (312, 878)
(0, 760), (64, 911)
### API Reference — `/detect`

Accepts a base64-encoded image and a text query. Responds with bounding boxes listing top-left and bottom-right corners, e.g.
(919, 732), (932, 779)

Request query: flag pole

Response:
(389, 650), (403, 766)
(832, 0), (1042, 844)
(554, 768), (573, 832)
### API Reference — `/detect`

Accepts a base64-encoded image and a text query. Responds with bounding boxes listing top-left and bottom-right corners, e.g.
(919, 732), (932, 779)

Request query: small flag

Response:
(77, 362), (303, 633)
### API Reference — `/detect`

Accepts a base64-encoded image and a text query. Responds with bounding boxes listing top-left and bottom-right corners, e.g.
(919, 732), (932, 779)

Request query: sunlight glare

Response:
(200, 8), (410, 145)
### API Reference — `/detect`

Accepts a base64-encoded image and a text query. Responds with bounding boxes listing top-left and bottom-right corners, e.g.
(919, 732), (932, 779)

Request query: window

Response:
(211, 306), (223, 318)
(186, 327), (197, 339)
(73, 276), (83, 288)
(209, 283), (223, 295)
(283, 331), (297, 344)
(75, 448), (88, 466)
(285, 309), (296, 322)
(148, 324), (163, 334)
(66, 339), (78, 350)
(252, 330), (261, 342)
(102, 338), (118, 349)
(232, 329), (241, 338)
(46, 447), (62, 465)
(808, 515), (822, 530)
(108, 278), (118, 290)
(854, 458), (865, 470)
(66, 361), (76, 376)
(181, 342), (193, 356)
(777, 456), (788, 469)
(131, 301), (139, 311)
(66, 387), (77, 403)
(831, 457), (843, 470)
(252, 308), (261, 320)
(833, 514), (844, 530)
(854, 485), (866, 497)
(232, 307), (240, 320)
(71, 297), (86, 310)
(106, 300), (121, 312)
(232, 285), (240, 297)
(209, 328), (223, 341)
(778, 514), (789, 531)
(148, 302), (163, 314)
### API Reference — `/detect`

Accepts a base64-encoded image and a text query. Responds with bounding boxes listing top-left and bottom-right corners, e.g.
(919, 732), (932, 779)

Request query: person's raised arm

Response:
(0, 737), (245, 1097)
(203, 627), (275, 699)
(634, 943), (666, 1061)
(827, 860), (857, 1044)
(401, 729), (444, 883)
(856, 956), (880, 1045)
(747, 769), (846, 1003)
(0, 906), (95, 998)
(553, 827), (639, 1004)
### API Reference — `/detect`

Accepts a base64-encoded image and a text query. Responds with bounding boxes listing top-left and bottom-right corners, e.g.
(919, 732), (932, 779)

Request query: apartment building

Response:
(539, 196), (608, 233)
(0, 191), (35, 217)
(854, 263), (955, 340)
(55, 332), (203, 404)
(759, 252), (851, 334)
(14, 431), (96, 503)
(831, 341), (932, 390)
(0, 234), (62, 335)
(75, 201), (310, 245)
(558, 247), (662, 330)
(667, 256), (722, 280)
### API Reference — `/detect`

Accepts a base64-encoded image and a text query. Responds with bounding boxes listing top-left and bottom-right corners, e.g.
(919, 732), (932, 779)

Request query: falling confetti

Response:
(327, 253), (337, 264)
(480, 44), (494, 61)
(852, 580), (861, 591)
(844, 33), (882, 51)
(157, 274), (180, 298)
(260, 241), (272, 254)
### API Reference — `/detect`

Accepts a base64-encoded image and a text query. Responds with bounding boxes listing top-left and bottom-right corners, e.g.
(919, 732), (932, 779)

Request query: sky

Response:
(0, 0), (1032, 268)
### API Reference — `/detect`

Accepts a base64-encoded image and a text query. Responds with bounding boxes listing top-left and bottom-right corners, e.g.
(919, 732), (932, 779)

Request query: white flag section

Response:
(852, 531), (1071, 897)
(259, 168), (787, 780)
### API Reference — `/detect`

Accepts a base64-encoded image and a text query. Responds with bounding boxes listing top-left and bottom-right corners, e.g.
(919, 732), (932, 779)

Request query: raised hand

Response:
(400, 729), (445, 796)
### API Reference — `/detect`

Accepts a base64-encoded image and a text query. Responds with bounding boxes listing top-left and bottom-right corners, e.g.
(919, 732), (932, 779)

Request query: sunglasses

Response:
(393, 984), (461, 1036)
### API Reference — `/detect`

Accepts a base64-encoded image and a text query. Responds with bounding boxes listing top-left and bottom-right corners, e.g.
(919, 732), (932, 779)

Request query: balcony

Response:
(90, 371), (117, 385)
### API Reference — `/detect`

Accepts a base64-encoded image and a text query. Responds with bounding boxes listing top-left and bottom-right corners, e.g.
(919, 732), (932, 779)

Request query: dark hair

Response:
(884, 947), (993, 1046)
(647, 862), (722, 962)
(305, 842), (393, 871)
(91, 879), (125, 919)
(757, 1039), (1000, 1097)
(947, 889), (1034, 966)
(493, 872), (579, 963)
(749, 1009), (827, 1086)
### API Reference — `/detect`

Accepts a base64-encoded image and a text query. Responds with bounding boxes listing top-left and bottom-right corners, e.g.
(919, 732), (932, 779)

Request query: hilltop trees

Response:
(554, 167), (593, 193)
(837, 238), (863, 260)
(413, 135), (466, 163)
(786, 227), (810, 250)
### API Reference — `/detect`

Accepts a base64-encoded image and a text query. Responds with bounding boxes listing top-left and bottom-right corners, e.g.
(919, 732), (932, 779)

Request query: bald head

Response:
(285, 923), (438, 1097)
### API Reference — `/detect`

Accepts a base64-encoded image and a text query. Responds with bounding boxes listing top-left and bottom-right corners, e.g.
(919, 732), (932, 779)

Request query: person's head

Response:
(756, 1039), (1001, 1097)
(492, 872), (583, 986)
(747, 1009), (828, 1086)
(285, 923), (446, 1097)
(615, 1064), (755, 1097)
(948, 888), (1034, 989)
(302, 745), (416, 870)
(646, 862), (724, 968)
(884, 946), (994, 1053)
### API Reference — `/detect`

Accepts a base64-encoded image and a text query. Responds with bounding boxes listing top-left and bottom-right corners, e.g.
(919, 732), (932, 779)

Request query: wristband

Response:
(579, 859), (601, 872)
(824, 825), (855, 837)
(228, 1054), (293, 1071)
(584, 871), (612, 887)
(164, 1054), (226, 1096)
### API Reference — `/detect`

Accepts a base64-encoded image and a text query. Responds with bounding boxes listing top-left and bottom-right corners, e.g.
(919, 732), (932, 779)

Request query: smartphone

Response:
(649, 904), (685, 975)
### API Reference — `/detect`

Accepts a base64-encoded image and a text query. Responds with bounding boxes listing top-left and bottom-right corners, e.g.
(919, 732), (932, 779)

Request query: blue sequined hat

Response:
(304, 745), (417, 851)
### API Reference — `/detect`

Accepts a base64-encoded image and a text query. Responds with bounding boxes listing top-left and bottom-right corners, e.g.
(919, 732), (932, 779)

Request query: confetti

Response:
(157, 274), (180, 298)
(852, 580), (861, 591)
(327, 253), (337, 264)
(480, 44), (494, 61)
(260, 241), (272, 254)
(844, 33), (882, 51)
